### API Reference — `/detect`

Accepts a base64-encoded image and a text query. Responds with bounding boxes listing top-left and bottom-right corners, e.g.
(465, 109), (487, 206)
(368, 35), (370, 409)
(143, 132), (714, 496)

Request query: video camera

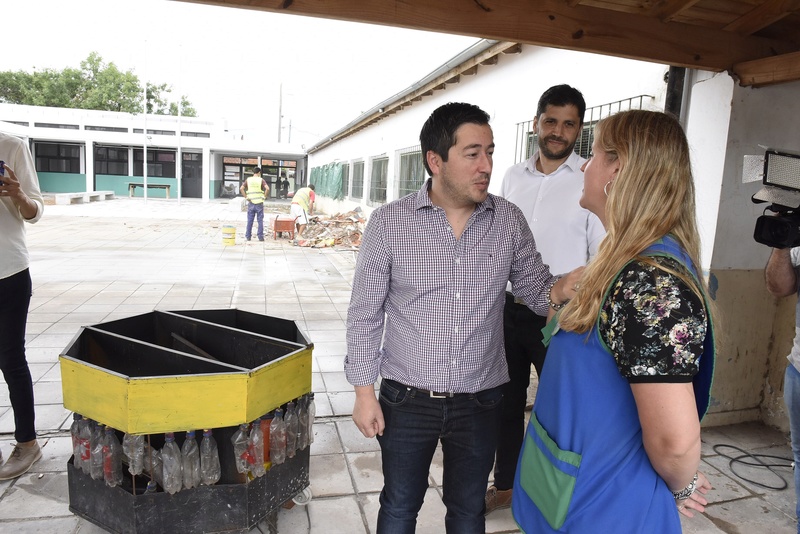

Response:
(748, 149), (800, 249)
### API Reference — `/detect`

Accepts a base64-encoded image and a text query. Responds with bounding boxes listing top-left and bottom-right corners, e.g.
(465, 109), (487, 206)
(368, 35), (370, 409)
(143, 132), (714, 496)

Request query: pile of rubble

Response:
(295, 208), (365, 249)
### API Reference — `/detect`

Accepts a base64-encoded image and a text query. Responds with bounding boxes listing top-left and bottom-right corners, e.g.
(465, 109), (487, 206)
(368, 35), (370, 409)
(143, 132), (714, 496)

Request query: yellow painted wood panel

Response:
(60, 357), (131, 430)
(247, 349), (312, 421)
(126, 373), (247, 434)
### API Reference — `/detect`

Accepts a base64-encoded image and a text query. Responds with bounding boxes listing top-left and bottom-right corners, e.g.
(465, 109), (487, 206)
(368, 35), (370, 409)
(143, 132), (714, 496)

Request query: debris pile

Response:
(295, 208), (365, 249)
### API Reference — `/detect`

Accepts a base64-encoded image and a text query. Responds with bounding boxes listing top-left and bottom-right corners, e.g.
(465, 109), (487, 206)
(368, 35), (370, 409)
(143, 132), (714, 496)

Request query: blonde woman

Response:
(512, 110), (714, 533)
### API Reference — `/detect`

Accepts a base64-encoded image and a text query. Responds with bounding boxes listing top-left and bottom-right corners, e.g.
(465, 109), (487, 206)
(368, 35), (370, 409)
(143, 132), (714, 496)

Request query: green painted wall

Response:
(38, 172), (85, 193)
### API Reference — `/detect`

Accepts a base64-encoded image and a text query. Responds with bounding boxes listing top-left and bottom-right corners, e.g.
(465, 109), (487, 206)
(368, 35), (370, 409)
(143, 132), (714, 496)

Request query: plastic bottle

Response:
(161, 432), (183, 494)
(285, 401), (298, 458)
(122, 433), (145, 476)
(102, 427), (123, 487)
(89, 421), (105, 480)
(143, 444), (164, 488)
(307, 393), (316, 446)
(200, 429), (221, 485)
(297, 396), (309, 451)
(70, 414), (81, 464)
(230, 424), (251, 475)
(269, 408), (286, 466)
(144, 480), (158, 494)
(181, 430), (201, 489)
(77, 416), (92, 474)
(260, 414), (272, 471)
(248, 418), (266, 477)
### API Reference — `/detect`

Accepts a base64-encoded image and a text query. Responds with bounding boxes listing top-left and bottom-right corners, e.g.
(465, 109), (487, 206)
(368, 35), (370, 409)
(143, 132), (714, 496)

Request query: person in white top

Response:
(0, 132), (44, 480)
(485, 85), (605, 513)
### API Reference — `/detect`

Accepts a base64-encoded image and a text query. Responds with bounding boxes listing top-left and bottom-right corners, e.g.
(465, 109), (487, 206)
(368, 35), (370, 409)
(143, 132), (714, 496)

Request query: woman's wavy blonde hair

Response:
(558, 109), (707, 334)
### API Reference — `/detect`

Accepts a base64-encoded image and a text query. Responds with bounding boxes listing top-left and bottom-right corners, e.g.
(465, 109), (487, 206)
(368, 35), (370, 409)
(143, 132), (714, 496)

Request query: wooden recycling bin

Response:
(60, 309), (313, 534)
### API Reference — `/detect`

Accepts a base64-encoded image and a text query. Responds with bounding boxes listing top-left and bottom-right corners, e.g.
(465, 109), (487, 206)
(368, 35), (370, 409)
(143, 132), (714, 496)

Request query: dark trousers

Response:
(376, 379), (503, 534)
(245, 202), (264, 240)
(0, 269), (36, 443)
(492, 294), (547, 490)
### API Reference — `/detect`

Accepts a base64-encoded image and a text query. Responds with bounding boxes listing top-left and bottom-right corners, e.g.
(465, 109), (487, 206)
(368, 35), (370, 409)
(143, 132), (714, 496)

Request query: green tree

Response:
(0, 51), (196, 117)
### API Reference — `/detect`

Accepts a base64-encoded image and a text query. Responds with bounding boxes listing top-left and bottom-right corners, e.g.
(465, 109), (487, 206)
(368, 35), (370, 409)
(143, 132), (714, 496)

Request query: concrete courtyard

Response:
(0, 197), (796, 533)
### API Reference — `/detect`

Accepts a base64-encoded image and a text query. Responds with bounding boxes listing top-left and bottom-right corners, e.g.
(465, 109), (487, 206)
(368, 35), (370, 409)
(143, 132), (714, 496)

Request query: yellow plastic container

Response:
(222, 225), (236, 245)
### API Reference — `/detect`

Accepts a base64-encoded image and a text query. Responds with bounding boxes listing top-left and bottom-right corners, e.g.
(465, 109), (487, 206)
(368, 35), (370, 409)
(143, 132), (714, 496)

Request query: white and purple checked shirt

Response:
(345, 180), (557, 394)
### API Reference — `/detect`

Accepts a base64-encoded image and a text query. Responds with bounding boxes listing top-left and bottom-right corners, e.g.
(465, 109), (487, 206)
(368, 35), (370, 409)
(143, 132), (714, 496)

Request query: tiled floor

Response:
(0, 197), (797, 533)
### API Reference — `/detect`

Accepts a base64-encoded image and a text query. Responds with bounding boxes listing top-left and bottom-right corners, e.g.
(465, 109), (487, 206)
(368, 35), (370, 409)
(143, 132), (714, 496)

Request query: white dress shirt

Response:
(500, 150), (604, 276)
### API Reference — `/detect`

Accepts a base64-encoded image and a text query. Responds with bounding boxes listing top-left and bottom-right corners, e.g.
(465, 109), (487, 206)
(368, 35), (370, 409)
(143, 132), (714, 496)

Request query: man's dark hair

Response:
(309, 184), (315, 191)
(536, 85), (586, 124)
(420, 102), (490, 176)
(253, 167), (262, 175)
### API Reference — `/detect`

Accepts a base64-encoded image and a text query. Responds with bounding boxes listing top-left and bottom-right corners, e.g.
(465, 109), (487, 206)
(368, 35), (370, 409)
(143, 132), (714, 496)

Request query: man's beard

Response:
(538, 135), (576, 161)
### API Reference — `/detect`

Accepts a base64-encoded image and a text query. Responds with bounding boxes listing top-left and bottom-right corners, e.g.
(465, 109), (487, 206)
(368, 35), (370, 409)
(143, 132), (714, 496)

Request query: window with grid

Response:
(352, 160), (364, 199)
(370, 156), (388, 204)
(514, 95), (654, 163)
(133, 149), (176, 177)
(34, 142), (81, 173)
(95, 146), (129, 175)
(341, 163), (350, 198)
(397, 146), (425, 198)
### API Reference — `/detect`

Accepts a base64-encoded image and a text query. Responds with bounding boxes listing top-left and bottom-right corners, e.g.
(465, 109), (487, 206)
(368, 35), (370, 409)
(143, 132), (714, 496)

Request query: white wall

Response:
(710, 78), (800, 270)
(310, 44), (669, 214)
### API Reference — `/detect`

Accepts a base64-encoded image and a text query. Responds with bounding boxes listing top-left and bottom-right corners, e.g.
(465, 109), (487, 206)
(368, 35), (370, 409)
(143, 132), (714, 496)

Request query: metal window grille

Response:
(352, 161), (365, 199)
(514, 95), (655, 163)
(370, 156), (389, 204)
(397, 145), (425, 199)
(341, 163), (350, 198)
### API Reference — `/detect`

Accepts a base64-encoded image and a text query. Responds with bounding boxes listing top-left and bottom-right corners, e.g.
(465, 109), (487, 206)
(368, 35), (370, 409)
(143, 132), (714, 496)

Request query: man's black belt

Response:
(384, 379), (462, 398)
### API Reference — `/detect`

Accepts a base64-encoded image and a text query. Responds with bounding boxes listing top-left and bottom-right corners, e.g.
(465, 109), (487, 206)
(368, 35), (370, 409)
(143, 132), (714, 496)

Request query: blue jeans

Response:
(784, 364), (800, 533)
(0, 269), (36, 443)
(376, 379), (503, 534)
(245, 202), (264, 240)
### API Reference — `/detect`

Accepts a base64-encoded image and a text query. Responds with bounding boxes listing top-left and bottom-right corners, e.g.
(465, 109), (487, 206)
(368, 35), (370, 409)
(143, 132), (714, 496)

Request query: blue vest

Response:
(512, 236), (715, 533)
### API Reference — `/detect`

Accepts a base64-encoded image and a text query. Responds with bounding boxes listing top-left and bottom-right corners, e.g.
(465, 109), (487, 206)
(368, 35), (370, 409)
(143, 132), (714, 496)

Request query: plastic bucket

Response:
(222, 225), (236, 245)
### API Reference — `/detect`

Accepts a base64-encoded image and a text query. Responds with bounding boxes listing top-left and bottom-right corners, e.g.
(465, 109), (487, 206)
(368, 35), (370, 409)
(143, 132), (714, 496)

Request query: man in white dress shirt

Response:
(485, 84), (605, 513)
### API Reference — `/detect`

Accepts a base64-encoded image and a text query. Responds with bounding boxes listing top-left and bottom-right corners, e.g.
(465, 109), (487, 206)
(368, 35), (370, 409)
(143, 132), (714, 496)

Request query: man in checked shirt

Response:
(345, 102), (582, 534)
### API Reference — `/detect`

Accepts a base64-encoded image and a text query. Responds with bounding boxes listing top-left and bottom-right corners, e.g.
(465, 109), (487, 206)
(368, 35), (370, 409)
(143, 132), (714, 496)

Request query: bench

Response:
(54, 191), (116, 205)
(129, 183), (171, 199)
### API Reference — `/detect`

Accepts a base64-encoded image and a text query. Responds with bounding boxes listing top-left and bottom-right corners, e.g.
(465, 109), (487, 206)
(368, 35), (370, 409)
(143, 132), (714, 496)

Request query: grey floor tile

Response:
(307, 330), (347, 342)
(328, 391), (356, 417)
(337, 420), (381, 454)
(345, 451), (384, 493)
(315, 356), (345, 373)
(33, 381), (64, 406)
(309, 422), (343, 456)
(702, 496), (796, 533)
(309, 454), (353, 497)
(0, 516), (82, 533)
(307, 495), (367, 534)
(321, 372), (353, 393)
(0, 471), (72, 520)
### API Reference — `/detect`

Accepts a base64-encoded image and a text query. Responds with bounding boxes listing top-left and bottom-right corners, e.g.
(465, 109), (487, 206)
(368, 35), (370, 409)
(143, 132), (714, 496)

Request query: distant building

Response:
(0, 104), (307, 201)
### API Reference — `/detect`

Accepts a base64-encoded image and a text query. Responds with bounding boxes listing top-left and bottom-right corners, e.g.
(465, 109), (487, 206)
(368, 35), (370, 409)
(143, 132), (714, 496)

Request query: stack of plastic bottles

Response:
(68, 395), (315, 493)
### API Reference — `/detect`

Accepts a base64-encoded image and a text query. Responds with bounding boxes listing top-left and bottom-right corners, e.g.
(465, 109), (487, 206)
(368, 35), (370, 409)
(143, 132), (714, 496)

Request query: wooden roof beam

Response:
(652, 0), (702, 22)
(186, 0), (795, 71)
(733, 50), (800, 86)
(723, 0), (798, 36)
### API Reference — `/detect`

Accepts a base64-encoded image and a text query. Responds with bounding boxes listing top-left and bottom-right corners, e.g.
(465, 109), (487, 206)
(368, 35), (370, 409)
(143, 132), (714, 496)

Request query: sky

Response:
(3, 0), (478, 148)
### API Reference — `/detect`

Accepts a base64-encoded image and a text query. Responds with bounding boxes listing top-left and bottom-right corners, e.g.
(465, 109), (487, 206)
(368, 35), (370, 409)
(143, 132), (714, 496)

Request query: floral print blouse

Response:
(599, 255), (707, 383)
